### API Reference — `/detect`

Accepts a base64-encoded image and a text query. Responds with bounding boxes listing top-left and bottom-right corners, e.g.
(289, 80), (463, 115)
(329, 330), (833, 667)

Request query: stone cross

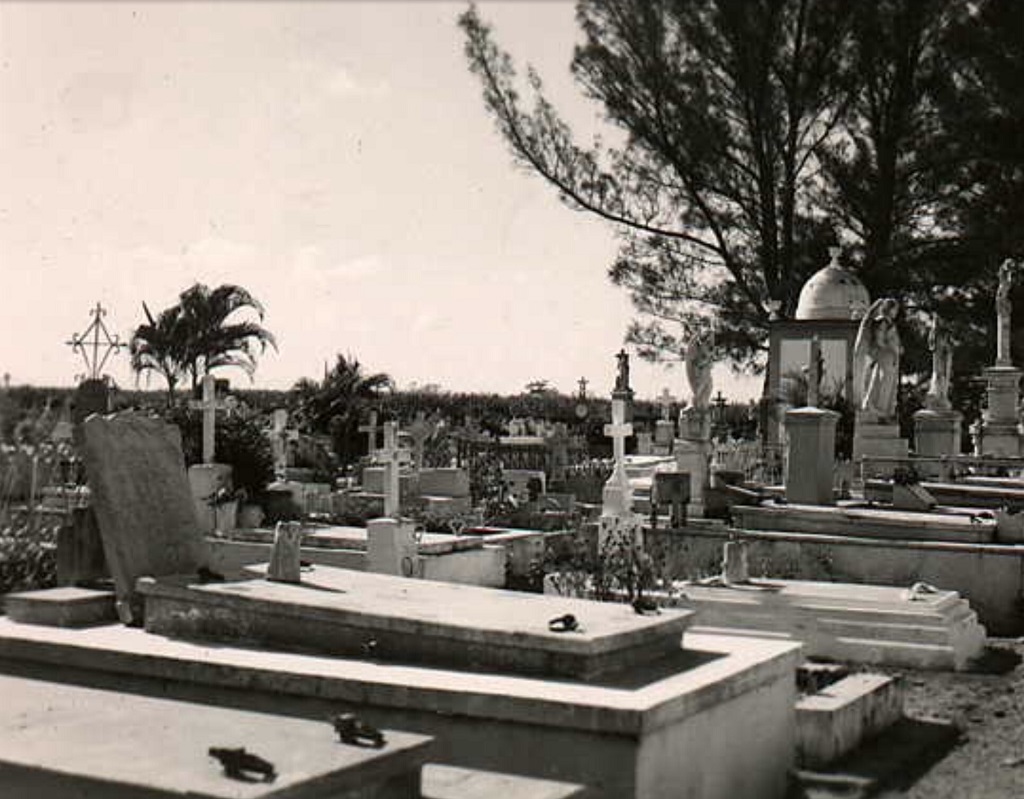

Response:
(658, 388), (675, 421)
(407, 411), (432, 472)
(359, 410), (381, 456)
(828, 245), (841, 267)
(577, 376), (589, 398)
(188, 374), (227, 464)
(380, 420), (402, 518)
(807, 335), (823, 408)
(604, 397), (633, 472)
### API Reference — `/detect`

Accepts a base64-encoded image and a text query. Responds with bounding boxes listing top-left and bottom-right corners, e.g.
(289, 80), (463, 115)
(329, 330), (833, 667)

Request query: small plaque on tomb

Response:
(139, 565), (693, 680)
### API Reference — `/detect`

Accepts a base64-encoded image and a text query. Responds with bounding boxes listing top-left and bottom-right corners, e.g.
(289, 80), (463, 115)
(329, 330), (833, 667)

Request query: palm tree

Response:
(292, 354), (392, 464)
(129, 283), (277, 402)
(129, 302), (188, 404)
(176, 283), (277, 391)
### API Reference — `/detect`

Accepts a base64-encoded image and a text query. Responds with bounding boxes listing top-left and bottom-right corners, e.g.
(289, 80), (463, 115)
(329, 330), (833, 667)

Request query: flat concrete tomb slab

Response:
(0, 620), (801, 799)
(865, 478), (1024, 511)
(0, 672), (433, 798)
(139, 565), (693, 680)
(228, 525), (486, 556)
(682, 578), (986, 671)
(4, 586), (116, 628)
(733, 502), (996, 543)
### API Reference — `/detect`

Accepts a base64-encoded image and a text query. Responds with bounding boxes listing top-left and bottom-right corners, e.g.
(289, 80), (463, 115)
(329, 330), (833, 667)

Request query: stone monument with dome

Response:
(765, 246), (869, 448)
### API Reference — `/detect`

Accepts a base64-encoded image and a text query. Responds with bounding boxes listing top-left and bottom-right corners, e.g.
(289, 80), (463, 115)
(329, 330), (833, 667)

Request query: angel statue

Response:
(925, 314), (953, 411)
(853, 297), (901, 422)
(684, 327), (714, 411)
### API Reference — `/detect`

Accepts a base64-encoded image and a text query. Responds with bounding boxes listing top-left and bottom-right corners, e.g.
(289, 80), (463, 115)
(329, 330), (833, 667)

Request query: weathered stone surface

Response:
(139, 565), (693, 680)
(78, 413), (207, 622)
(418, 468), (471, 498)
(678, 577), (986, 670)
(422, 764), (588, 799)
(0, 620), (802, 799)
(0, 672), (432, 798)
(3, 587), (116, 628)
(796, 673), (903, 767)
(733, 502), (996, 544)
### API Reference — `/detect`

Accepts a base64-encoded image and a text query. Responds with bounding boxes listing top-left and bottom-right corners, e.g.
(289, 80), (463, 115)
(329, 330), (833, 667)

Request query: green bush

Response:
(163, 406), (274, 498)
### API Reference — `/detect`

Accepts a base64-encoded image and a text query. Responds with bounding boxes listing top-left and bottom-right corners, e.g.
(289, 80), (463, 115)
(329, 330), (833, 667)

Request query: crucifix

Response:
(407, 411), (433, 473)
(379, 420), (402, 518)
(359, 410), (381, 457)
(189, 374), (228, 464)
(658, 387), (675, 421)
(577, 376), (589, 399)
(807, 334), (823, 408)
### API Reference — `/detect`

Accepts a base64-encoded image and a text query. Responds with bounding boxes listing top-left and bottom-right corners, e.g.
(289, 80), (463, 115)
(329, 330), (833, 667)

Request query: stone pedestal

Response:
(367, 517), (421, 578)
(598, 464), (641, 551)
(636, 431), (653, 455)
(852, 417), (908, 478)
(675, 438), (710, 517)
(188, 463), (235, 535)
(913, 409), (962, 479)
(978, 366), (1022, 457)
(654, 419), (675, 453)
(785, 407), (838, 505)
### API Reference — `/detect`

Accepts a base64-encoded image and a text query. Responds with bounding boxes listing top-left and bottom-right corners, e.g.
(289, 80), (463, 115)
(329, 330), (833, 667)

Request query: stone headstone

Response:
(77, 413), (207, 623)
(267, 521), (303, 583)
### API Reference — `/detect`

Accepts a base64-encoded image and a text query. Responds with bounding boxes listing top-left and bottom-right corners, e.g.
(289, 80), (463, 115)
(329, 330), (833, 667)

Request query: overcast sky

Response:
(0, 0), (761, 403)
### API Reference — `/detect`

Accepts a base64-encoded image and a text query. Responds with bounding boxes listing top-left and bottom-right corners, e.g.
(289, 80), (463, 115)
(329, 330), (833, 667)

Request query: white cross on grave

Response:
(188, 374), (228, 464)
(380, 420), (402, 518)
(359, 410), (381, 457)
(604, 398), (633, 468)
(407, 411), (433, 473)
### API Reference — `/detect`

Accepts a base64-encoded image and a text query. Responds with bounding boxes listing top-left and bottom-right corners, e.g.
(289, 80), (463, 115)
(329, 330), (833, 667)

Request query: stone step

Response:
(3, 587), (117, 628)
(796, 673), (903, 767)
(421, 764), (589, 799)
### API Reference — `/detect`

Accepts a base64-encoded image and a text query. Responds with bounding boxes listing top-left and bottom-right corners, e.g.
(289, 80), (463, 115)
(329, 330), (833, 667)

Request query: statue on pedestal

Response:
(684, 328), (714, 411)
(854, 297), (901, 422)
(925, 314), (953, 411)
(996, 259), (1016, 366)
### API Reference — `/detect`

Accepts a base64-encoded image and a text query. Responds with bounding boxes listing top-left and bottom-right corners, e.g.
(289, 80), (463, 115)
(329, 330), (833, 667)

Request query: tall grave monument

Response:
(914, 314), (962, 475)
(676, 326), (714, 516)
(976, 259), (1022, 456)
(851, 297), (909, 474)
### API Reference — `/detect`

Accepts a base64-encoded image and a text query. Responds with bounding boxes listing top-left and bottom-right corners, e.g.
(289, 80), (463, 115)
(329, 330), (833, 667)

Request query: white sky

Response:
(0, 0), (762, 402)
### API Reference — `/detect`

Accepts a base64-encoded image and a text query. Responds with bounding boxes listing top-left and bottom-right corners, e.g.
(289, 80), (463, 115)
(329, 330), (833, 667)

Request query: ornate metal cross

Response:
(66, 303), (124, 382)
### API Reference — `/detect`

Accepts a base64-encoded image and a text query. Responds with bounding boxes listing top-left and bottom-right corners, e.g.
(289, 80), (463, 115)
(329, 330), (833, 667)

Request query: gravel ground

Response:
(799, 638), (1024, 798)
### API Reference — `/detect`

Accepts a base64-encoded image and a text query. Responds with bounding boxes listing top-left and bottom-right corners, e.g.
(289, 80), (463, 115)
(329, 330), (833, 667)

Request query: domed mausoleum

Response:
(795, 250), (870, 321)
(764, 248), (868, 448)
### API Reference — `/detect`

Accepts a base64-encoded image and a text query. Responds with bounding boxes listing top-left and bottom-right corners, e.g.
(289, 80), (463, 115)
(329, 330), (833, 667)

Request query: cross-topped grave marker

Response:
(605, 397), (633, 468)
(600, 395), (638, 547)
(408, 411), (433, 472)
(380, 420), (402, 518)
(189, 374), (228, 464)
(658, 387), (675, 420)
(359, 410), (381, 457)
(66, 302), (124, 382)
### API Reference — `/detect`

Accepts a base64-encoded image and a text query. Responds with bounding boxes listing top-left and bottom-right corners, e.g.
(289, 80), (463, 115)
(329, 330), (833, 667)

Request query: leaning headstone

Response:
(77, 413), (208, 624)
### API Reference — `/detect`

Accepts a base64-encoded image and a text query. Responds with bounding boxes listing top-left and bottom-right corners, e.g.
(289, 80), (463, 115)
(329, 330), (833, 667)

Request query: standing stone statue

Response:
(925, 314), (954, 410)
(854, 297), (901, 421)
(996, 259), (1016, 366)
(614, 349), (631, 393)
(684, 329), (714, 411)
